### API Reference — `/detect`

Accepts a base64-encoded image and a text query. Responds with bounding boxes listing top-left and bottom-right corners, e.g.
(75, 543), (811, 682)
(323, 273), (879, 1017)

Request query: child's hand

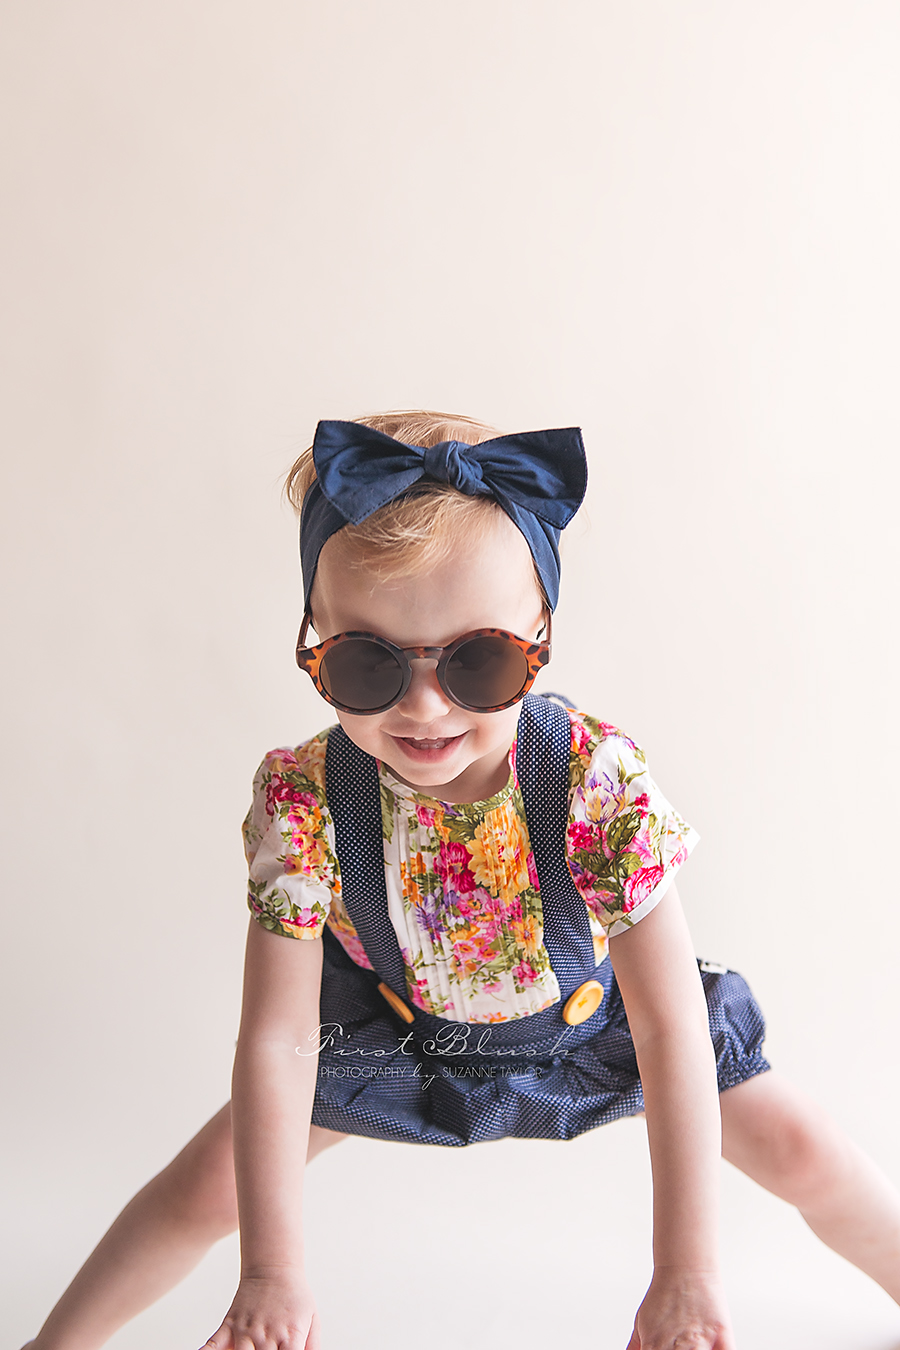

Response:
(201, 1269), (321, 1350)
(625, 1267), (735, 1350)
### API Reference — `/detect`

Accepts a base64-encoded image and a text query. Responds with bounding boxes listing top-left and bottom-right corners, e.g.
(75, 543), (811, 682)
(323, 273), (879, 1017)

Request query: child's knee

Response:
(721, 1074), (848, 1207)
(762, 1112), (844, 1206)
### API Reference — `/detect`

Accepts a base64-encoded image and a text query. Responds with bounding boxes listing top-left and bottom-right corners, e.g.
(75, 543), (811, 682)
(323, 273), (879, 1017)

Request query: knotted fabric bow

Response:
(300, 420), (588, 610)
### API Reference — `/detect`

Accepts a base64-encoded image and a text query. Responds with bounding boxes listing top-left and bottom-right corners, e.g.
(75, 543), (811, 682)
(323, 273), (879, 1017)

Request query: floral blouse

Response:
(242, 709), (699, 1024)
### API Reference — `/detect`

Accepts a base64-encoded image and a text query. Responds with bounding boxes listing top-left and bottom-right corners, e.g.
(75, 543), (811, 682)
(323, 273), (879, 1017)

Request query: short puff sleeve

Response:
(566, 714), (699, 940)
(241, 734), (340, 939)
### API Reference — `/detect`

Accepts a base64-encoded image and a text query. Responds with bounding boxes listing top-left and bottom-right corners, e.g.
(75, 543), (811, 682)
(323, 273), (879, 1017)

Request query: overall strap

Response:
(516, 693), (599, 995)
(324, 724), (408, 996)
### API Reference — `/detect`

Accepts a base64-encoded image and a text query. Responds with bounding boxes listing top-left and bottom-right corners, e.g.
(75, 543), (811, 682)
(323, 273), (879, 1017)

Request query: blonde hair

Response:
(286, 409), (548, 603)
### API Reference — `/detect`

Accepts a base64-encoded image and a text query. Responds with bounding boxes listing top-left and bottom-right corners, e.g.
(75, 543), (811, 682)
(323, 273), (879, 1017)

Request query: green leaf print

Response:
(380, 782), (396, 843)
(414, 868), (444, 898)
(441, 802), (488, 843)
(617, 850), (644, 878)
(606, 808), (641, 854)
(569, 757), (585, 793)
(443, 816), (477, 845)
(254, 911), (287, 935)
(571, 849), (614, 879)
(407, 815), (441, 854)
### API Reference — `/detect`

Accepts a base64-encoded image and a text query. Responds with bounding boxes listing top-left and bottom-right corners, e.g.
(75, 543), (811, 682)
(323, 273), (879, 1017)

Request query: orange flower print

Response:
(467, 802), (531, 898)
(510, 913), (542, 955)
(276, 735), (327, 788)
(400, 852), (429, 908)
(283, 806), (332, 881)
(326, 894), (373, 970)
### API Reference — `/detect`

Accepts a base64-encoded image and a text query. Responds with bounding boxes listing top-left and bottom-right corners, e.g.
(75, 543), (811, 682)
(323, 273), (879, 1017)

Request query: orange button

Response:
(378, 981), (415, 1024)
(562, 979), (604, 1026)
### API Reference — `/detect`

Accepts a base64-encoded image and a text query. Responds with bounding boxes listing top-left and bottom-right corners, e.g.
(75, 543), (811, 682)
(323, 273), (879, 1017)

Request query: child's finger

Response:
(304, 1308), (323, 1350)
(199, 1322), (234, 1350)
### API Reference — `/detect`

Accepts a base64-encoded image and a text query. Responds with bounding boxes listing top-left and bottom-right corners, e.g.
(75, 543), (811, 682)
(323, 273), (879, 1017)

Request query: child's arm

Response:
(608, 882), (736, 1350)
(204, 919), (325, 1350)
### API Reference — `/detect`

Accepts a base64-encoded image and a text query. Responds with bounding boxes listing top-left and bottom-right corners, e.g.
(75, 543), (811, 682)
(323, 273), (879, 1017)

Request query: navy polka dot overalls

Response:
(309, 694), (771, 1146)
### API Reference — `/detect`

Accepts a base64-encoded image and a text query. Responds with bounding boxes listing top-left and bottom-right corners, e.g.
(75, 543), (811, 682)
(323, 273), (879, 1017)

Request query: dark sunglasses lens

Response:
(446, 636), (530, 709)
(320, 640), (405, 711)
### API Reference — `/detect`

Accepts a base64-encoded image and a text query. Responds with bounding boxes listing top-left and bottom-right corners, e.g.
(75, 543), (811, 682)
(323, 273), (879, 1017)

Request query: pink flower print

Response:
(265, 749), (299, 780)
(570, 717), (592, 758)
(328, 924), (373, 969)
(568, 821), (598, 853)
(452, 931), (482, 963)
(502, 896), (523, 923)
(598, 721), (628, 741)
(416, 803), (437, 828)
(282, 908), (321, 932)
(291, 791), (319, 812)
(526, 850), (540, 890)
(568, 861), (616, 911)
(455, 896), (475, 919)
(435, 840), (477, 895)
(623, 864), (665, 912)
(408, 980), (433, 1013)
(630, 826), (659, 867)
(634, 791), (650, 812)
(399, 957), (435, 1012)
(473, 914), (501, 945)
(475, 887), (504, 917)
(266, 773), (318, 818)
(581, 887), (618, 924)
(670, 844), (687, 869)
(512, 960), (538, 987)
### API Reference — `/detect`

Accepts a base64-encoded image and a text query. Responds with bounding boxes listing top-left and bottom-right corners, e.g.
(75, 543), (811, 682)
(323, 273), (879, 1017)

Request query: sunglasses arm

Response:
(296, 609), (315, 664)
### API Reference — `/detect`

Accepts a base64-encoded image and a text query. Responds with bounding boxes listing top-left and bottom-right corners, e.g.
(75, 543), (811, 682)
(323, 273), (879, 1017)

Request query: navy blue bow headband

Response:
(300, 420), (588, 611)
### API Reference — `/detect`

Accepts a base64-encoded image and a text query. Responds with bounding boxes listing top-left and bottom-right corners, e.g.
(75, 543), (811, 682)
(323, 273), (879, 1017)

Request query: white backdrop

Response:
(3, 3), (900, 1348)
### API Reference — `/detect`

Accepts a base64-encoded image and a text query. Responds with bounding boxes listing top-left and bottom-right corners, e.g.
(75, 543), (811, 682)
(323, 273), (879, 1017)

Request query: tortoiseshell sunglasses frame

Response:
(295, 610), (552, 715)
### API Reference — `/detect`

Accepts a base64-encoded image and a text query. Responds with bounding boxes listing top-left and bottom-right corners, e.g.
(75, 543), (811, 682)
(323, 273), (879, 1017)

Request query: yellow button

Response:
(562, 979), (604, 1026)
(378, 981), (415, 1024)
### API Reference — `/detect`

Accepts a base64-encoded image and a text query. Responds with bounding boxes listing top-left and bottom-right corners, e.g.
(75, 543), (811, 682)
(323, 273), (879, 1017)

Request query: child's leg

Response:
(719, 1069), (900, 1303)
(27, 1103), (347, 1350)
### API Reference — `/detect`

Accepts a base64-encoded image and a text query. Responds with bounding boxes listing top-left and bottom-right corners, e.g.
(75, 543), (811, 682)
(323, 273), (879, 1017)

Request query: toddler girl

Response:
(24, 411), (900, 1350)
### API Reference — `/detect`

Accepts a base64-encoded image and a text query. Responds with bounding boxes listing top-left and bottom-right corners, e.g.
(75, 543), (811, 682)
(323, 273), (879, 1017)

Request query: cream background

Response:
(3, 2), (900, 1347)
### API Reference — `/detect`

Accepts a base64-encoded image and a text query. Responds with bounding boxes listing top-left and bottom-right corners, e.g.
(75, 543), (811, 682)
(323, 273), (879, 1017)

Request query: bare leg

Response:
(720, 1069), (900, 1302)
(26, 1103), (346, 1350)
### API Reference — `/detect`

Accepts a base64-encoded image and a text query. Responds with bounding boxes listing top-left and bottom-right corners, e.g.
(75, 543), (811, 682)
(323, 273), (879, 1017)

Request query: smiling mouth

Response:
(395, 734), (464, 751)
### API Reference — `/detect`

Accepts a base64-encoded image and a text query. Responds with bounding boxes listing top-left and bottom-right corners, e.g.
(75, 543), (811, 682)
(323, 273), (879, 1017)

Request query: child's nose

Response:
(397, 659), (454, 720)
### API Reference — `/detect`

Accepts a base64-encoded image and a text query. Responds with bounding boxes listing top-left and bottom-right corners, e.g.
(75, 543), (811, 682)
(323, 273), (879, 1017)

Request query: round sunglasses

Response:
(295, 611), (552, 715)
